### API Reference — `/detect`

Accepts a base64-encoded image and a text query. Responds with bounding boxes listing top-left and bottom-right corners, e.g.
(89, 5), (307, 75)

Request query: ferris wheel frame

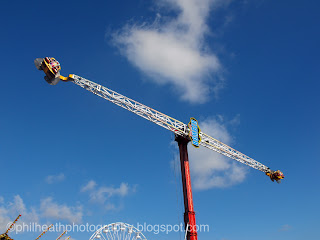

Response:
(89, 222), (147, 240)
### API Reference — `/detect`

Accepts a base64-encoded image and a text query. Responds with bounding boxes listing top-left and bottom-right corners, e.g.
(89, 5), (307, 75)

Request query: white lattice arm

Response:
(69, 74), (273, 174)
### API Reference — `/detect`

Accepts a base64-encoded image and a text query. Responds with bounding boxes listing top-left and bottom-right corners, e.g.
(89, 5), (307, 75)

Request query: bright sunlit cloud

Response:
(112, 0), (229, 103)
(40, 198), (83, 224)
(0, 195), (39, 232)
(45, 173), (65, 184)
(0, 195), (83, 231)
(81, 180), (136, 210)
(188, 115), (248, 189)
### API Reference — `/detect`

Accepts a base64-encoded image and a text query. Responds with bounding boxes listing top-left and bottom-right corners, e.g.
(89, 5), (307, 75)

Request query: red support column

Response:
(175, 135), (198, 240)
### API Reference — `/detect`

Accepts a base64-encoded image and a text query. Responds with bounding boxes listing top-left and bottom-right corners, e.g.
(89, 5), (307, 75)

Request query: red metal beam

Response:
(176, 135), (198, 240)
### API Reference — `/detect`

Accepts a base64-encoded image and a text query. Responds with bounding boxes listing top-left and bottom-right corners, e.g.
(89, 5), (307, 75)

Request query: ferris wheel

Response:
(89, 222), (147, 240)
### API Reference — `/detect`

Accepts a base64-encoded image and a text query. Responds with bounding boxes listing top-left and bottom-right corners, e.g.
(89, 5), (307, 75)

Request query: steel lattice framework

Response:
(70, 74), (271, 173)
(89, 222), (147, 240)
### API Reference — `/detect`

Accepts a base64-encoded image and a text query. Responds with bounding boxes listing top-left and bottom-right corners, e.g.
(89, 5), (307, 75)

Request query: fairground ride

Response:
(35, 57), (284, 240)
(0, 215), (21, 240)
(89, 222), (147, 240)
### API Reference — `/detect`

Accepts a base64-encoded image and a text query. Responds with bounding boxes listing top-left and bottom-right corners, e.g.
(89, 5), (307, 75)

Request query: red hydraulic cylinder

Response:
(175, 135), (198, 240)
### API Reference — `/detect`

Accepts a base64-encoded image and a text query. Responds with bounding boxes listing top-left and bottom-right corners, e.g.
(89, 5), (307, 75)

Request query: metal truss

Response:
(89, 222), (147, 240)
(71, 74), (188, 135)
(199, 132), (269, 172)
(70, 74), (270, 173)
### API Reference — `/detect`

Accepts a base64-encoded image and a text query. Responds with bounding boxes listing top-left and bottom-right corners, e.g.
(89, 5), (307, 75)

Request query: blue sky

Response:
(0, 0), (319, 240)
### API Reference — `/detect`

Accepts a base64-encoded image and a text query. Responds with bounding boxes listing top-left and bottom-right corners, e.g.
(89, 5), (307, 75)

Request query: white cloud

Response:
(188, 116), (248, 190)
(279, 224), (292, 232)
(81, 181), (135, 209)
(45, 173), (65, 184)
(81, 180), (97, 192)
(91, 183), (130, 202)
(0, 195), (83, 230)
(40, 197), (83, 224)
(0, 195), (39, 232)
(112, 0), (230, 103)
